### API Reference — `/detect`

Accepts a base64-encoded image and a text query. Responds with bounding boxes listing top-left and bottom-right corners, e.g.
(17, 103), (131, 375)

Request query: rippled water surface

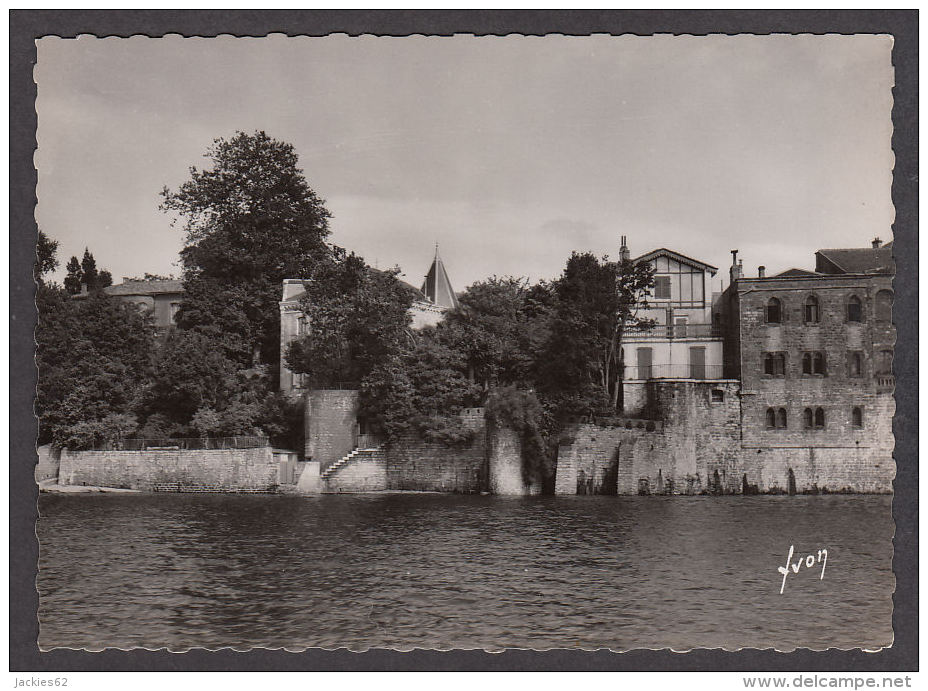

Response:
(37, 493), (894, 651)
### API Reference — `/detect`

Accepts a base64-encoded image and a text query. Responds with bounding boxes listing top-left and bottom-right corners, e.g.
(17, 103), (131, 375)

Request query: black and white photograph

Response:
(19, 16), (914, 669)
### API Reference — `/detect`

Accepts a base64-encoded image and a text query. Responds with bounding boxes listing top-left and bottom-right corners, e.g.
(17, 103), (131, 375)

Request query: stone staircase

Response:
(321, 445), (382, 480)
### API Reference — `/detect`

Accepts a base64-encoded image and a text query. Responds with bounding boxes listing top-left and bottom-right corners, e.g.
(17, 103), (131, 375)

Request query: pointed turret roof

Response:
(421, 245), (459, 310)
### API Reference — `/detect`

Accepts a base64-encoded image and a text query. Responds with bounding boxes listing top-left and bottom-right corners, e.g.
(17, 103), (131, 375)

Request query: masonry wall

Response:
(305, 389), (358, 465)
(57, 446), (279, 492)
(325, 451), (388, 493)
(35, 444), (60, 483)
(382, 412), (487, 493)
(734, 274), (895, 493)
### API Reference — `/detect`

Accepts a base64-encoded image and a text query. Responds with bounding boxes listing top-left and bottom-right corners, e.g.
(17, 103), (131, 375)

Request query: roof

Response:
(281, 273), (429, 305)
(815, 242), (894, 275)
(104, 279), (184, 296)
(633, 248), (719, 275)
(420, 249), (459, 309)
(774, 268), (821, 278)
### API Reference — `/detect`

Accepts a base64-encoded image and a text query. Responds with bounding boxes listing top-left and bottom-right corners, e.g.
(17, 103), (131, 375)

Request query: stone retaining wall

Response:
(58, 446), (279, 492)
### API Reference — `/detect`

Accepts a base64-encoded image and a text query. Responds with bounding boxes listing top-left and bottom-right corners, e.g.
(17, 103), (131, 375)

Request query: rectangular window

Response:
(636, 347), (653, 379)
(674, 316), (688, 338)
(654, 276), (671, 299)
(847, 351), (863, 377)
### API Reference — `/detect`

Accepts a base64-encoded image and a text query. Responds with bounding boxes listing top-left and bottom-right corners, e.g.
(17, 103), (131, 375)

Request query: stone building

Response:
(77, 277), (184, 335)
(720, 238), (895, 493)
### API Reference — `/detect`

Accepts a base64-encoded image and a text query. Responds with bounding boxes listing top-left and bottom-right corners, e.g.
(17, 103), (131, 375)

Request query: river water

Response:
(37, 493), (894, 652)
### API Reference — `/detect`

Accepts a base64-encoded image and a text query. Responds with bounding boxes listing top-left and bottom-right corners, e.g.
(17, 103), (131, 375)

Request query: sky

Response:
(35, 34), (894, 293)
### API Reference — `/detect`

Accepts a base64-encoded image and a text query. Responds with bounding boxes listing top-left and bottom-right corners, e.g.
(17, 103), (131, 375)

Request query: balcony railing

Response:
(624, 323), (722, 340)
(876, 375), (895, 393)
(624, 364), (726, 381)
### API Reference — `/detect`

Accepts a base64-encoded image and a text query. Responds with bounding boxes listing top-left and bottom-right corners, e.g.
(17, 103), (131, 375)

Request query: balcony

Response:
(625, 364), (726, 381)
(624, 323), (722, 340)
(876, 375), (895, 393)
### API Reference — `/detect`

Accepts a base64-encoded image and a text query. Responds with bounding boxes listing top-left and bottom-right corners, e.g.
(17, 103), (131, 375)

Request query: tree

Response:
(440, 276), (553, 390)
(35, 288), (157, 448)
(285, 251), (415, 387)
(98, 269), (113, 288)
(161, 130), (333, 372)
(64, 256), (83, 295)
(80, 248), (99, 290)
(35, 230), (59, 282)
(538, 252), (655, 413)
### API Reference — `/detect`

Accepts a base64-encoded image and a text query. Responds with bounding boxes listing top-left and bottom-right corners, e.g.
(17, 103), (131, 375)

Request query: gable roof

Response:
(815, 242), (894, 275)
(104, 279), (184, 296)
(633, 248), (718, 275)
(774, 268), (821, 278)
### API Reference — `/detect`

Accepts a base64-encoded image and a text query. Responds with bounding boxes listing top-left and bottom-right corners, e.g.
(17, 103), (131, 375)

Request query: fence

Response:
(99, 436), (270, 451)
(624, 364), (726, 380)
(624, 323), (722, 340)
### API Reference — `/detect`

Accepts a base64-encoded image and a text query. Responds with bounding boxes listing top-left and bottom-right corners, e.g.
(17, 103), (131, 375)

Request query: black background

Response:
(10, 9), (918, 672)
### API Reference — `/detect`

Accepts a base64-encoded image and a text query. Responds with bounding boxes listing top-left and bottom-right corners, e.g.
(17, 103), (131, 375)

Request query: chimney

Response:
(872, 237), (883, 248)
(729, 250), (741, 283)
(758, 265), (766, 278)
(619, 235), (630, 262)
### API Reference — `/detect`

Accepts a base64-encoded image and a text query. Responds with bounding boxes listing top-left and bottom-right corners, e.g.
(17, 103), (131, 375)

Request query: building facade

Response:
(621, 239), (728, 416)
(720, 239), (895, 492)
(79, 277), (184, 335)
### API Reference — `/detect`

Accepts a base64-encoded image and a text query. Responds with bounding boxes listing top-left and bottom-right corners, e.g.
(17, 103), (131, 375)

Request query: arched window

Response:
(803, 408), (814, 429)
(764, 353), (785, 376)
(814, 407), (825, 429)
(776, 408), (788, 429)
(876, 349), (893, 375)
(875, 290), (893, 323)
(852, 406), (863, 428)
(847, 295), (862, 322)
(802, 353), (812, 374)
(804, 295), (820, 323)
(848, 351), (862, 377)
(765, 408), (776, 429)
(766, 297), (782, 324)
(813, 352), (826, 375)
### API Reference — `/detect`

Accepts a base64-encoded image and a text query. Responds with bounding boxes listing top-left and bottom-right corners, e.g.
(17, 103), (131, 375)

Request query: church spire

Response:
(421, 245), (459, 310)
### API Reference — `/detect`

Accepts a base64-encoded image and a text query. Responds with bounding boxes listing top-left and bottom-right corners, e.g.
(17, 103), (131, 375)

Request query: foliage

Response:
(64, 256), (83, 295)
(62, 248), (112, 294)
(161, 130), (333, 372)
(485, 386), (549, 485)
(440, 276), (553, 390)
(124, 273), (177, 282)
(80, 248), (98, 290)
(537, 252), (655, 414)
(35, 287), (156, 448)
(286, 251), (415, 387)
(35, 230), (59, 282)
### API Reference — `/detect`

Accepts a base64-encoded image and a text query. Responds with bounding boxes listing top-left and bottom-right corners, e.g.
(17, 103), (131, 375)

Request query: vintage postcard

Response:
(31, 30), (899, 657)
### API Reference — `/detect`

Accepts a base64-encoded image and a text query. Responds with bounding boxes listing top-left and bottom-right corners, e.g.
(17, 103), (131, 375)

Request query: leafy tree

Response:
(64, 256), (83, 295)
(98, 269), (113, 288)
(285, 251), (415, 387)
(35, 288), (157, 448)
(35, 230), (59, 282)
(441, 276), (553, 390)
(161, 130), (333, 372)
(80, 248), (99, 290)
(538, 252), (655, 413)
